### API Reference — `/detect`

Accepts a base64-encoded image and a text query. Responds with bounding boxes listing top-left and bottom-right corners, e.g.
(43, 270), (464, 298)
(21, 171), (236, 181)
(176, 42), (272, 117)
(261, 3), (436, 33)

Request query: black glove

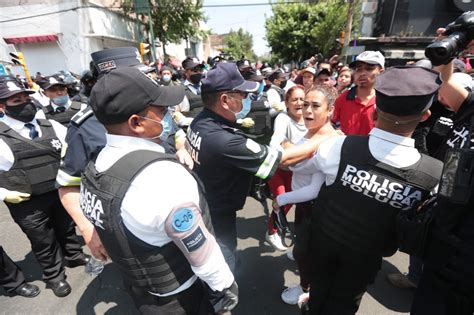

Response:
(211, 281), (239, 314)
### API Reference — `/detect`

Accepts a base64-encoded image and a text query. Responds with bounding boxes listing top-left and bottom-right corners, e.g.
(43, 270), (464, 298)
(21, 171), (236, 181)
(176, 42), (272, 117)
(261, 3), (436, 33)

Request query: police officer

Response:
(410, 37), (474, 314)
(57, 47), (193, 261)
(83, 66), (237, 314)
(36, 74), (87, 126)
(71, 69), (96, 103)
(186, 63), (326, 271)
(295, 66), (444, 314)
(182, 57), (205, 117)
(1, 246), (40, 298)
(0, 75), (88, 297)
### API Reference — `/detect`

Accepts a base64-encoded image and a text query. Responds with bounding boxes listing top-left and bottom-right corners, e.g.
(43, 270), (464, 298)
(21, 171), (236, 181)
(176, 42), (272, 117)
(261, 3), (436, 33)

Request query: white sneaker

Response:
(286, 250), (295, 261)
(265, 232), (287, 251)
(281, 285), (306, 305)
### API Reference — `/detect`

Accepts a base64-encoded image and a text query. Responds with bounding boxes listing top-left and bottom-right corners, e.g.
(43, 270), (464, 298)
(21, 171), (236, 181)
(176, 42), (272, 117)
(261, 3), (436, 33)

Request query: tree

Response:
(223, 28), (257, 61)
(122, 0), (208, 57)
(265, 0), (360, 62)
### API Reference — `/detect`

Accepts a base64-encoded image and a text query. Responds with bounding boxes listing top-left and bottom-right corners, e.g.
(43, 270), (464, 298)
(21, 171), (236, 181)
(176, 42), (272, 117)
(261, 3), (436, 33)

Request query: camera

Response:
(425, 11), (474, 66)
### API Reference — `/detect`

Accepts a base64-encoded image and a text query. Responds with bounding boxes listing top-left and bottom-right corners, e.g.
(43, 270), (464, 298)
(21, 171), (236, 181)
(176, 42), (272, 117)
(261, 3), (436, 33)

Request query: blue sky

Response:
(203, 0), (274, 56)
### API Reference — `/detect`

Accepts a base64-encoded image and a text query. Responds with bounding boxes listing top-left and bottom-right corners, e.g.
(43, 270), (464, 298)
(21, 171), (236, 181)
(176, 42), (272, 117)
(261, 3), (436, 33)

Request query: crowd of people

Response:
(1, 14), (474, 315)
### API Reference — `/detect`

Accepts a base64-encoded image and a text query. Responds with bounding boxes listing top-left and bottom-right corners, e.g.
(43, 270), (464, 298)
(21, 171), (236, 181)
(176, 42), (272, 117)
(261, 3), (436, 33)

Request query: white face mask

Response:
(162, 75), (172, 83)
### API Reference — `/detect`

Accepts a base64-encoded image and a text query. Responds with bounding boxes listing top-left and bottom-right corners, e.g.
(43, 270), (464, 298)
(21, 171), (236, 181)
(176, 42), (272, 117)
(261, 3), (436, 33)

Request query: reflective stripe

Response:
(255, 147), (280, 179)
(56, 169), (81, 187)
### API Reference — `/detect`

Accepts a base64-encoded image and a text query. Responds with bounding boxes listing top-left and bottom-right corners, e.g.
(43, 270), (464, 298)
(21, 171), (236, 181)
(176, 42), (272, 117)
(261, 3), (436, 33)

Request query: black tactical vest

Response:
(80, 150), (214, 294)
(185, 86), (203, 118)
(313, 136), (442, 255)
(43, 101), (83, 126)
(244, 97), (272, 144)
(0, 119), (61, 195)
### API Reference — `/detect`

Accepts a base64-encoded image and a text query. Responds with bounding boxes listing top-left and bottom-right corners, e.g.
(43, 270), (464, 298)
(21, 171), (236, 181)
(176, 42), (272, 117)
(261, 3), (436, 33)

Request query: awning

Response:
(3, 34), (58, 45)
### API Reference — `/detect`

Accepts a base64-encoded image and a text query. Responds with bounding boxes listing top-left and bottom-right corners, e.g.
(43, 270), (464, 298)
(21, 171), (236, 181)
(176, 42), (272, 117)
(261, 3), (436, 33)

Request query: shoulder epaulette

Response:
(71, 107), (94, 126)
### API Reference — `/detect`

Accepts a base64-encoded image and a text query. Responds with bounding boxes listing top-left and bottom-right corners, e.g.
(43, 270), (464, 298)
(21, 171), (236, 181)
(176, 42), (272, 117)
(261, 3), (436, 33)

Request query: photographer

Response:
(411, 12), (474, 315)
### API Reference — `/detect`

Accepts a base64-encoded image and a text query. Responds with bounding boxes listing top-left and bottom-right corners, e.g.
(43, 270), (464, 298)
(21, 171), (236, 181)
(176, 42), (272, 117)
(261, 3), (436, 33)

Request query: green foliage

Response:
(122, 0), (208, 55)
(223, 28), (257, 61)
(265, 0), (359, 62)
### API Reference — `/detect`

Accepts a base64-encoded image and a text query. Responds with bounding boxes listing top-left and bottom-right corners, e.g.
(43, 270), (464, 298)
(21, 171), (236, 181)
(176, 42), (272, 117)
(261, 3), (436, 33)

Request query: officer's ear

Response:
(128, 114), (144, 133)
(220, 93), (231, 110)
(420, 109), (431, 123)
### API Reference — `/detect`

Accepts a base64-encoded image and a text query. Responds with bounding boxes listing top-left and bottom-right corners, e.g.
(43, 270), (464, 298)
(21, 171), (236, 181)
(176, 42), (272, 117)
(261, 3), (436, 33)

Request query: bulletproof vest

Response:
(80, 150), (214, 294)
(185, 86), (203, 118)
(313, 136), (442, 255)
(0, 120), (61, 195)
(244, 96), (272, 144)
(43, 101), (82, 126)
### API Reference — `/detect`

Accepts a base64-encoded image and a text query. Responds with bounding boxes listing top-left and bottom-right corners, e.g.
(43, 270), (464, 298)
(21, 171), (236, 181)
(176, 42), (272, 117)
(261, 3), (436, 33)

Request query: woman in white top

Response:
(277, 85), (340, 305)
(266, 85), (307, 251)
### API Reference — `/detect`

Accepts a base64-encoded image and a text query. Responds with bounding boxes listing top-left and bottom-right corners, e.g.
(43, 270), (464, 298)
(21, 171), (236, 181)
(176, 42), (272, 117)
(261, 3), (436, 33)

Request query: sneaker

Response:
(265, 232), (287, 251)
(387, 273), (417, 289)
(281, 285), (306, 305)
(286, 250), (295, 261)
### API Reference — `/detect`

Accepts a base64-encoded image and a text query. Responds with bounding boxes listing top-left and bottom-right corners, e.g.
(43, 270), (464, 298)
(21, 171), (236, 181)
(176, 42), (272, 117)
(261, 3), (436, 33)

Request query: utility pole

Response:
(342, 0), (357, 60)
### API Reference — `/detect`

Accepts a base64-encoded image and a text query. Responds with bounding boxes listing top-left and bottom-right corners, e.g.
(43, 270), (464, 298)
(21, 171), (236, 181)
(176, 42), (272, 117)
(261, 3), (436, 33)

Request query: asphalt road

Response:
(0, 197), (415, 314)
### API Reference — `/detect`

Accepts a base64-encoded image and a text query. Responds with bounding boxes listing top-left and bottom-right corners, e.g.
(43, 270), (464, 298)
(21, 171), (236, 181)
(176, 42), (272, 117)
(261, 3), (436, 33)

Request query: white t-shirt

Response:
(269, 112), (307, 150)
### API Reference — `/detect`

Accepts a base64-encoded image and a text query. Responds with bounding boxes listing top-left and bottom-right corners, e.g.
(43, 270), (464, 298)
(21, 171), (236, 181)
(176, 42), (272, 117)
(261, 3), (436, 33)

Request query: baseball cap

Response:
(301, 67), (316, 76)
(37, 74), (68, 90)
(89, 67), (185, 125)
(268, 69), (289, 82)
(182, 57), (204, 70)
(375, 66), (442, 116)
(241, 68), (264, 82)
(349, 51), (385, 69)
(91, 47), (142, 75)
(0, 75), (34, 99)
(201, 63), (259, 93)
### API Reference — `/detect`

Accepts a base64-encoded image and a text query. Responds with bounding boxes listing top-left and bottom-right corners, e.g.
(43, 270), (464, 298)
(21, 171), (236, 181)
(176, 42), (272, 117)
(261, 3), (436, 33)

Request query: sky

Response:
(203, 0), (274, 57)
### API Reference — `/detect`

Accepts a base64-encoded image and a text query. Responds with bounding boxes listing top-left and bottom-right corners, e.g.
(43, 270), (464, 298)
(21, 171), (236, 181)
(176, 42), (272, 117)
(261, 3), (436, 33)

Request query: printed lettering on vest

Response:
(80, 185), (105, 229)
(340, 164), (423, 210)
(186, 127), (202, 165)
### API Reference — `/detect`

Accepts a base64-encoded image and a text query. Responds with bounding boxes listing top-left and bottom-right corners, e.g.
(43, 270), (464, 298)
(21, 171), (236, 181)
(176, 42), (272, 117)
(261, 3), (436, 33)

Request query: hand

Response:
(172, 111), (185, 124)
(4, 191), (30, 204)
(240, 117), (255, 128)
(80, 223), (108, 261)
(271, 102), (286, 112)
(176, 147), (194, 169)
(212, 281), (239, 314)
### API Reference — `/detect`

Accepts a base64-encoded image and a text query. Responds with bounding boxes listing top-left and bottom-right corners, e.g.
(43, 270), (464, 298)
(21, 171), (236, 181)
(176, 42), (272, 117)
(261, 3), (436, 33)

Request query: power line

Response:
(0, 2), (306, 24)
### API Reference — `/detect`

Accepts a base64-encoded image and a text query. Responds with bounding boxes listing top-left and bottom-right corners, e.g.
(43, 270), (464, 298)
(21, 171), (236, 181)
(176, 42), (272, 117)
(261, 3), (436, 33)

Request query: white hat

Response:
(350, 51), (385, 69)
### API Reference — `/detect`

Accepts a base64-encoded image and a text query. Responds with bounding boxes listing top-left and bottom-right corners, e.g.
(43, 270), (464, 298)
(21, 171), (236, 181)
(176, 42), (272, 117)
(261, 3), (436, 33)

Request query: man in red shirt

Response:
(332, 51), (385, 135)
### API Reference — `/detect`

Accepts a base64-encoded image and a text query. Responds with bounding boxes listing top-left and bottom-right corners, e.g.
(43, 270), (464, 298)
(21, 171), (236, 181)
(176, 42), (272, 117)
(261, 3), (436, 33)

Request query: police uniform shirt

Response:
(187, 108), (282, 212)
(0, 114), (66, 200)
(92, 133), (233, 296)
(56, 109), (107, 187)
(292, 128), (423, 185)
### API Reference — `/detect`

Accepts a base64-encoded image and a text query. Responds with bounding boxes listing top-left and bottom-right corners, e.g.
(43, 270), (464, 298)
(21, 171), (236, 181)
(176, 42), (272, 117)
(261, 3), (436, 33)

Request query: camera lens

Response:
(425, 32), (468, 66)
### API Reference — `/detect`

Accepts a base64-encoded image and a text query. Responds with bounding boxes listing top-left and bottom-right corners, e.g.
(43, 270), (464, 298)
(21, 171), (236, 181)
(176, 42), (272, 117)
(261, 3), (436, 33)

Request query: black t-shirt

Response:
(434, 92), (474, 161)
(186, 108), (281, 213)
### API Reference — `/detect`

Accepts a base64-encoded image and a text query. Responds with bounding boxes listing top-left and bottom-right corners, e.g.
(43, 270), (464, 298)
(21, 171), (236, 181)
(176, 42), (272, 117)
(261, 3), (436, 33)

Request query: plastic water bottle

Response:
(84, 257), (105, 276)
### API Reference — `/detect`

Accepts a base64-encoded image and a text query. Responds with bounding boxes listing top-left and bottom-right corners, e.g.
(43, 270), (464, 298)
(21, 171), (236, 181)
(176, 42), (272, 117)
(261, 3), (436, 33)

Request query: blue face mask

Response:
(52, 95), (69, 106)
(140, 110), (173, 142)
(232, 95), (251, 120)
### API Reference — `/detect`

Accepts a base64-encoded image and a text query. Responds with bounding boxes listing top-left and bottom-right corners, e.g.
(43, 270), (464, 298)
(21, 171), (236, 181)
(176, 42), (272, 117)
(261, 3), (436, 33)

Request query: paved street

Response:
(1, 197), (415, 314)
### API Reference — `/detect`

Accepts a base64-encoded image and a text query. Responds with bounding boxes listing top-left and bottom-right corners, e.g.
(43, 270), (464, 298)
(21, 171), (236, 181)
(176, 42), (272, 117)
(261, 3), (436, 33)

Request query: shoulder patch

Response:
(245, 139), (261, 154)
(171, 208), (195, 232)
(71, 107), (94, 125)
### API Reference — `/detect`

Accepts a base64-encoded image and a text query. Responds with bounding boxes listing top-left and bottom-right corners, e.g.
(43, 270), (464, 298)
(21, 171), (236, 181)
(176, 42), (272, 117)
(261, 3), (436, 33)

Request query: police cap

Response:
(91, 47), (142, 75)
(89, 67), (185, 125)
(241, 68), (264, 82)
(182, 57), (204, 70)
(0, 75), (34, 99)
(201, 63), (259, 93)
(37, 74), (68, 90)
(375, 66), (442, 116)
